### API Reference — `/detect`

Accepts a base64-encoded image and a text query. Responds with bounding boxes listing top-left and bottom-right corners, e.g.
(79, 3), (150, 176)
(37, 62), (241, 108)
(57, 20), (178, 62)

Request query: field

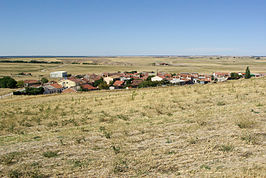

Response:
(0, 56), (266, 81)
(0, 76), (265, 177)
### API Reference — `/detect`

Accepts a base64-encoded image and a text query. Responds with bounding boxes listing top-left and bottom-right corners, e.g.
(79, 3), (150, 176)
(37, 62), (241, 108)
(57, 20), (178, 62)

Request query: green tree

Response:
(25, 87), (44, 95)
(230, 73), (240, 80)
(16, 80), (24, 88)
(93, 78), (104, 87)
(41, 78), (48, 84)
(245, 66), (251, 79)
(98, 81), (109, 89)
(0, 76), (17, 88)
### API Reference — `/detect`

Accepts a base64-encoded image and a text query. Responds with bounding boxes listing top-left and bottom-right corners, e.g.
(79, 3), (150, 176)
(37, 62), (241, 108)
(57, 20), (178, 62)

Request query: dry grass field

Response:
(0, 77), (265, 177)
(1, 56), (266, 81)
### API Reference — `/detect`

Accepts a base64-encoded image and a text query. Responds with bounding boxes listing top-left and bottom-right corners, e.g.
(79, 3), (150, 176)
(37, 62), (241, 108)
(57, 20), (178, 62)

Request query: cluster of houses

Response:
(21, 70), (265, 95)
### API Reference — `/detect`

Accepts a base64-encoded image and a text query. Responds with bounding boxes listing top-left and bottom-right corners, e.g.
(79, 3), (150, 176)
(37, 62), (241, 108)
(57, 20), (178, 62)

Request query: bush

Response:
(14, 87), (44, 95)
(13, 91), (23, 95)
(8, 170), (22, 178)
(219, 144), (234, 152)
(236, 117), (255, 129)
(43, 151), (58, 158)
(16, 80), (24, 88)
(138, 81), (162, 88)
(41, 78), (48, 84)
(98, 81), (109, 89)
(0, 152), (22, 165)
(229, 73), (241, 80)
(25, 87), (44, 95)
(0, 76), (17, 88)
(93, 78), (104, 87)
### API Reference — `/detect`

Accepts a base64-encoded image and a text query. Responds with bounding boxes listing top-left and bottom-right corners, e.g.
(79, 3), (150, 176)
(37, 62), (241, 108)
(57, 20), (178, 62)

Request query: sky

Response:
(0, 0), (265, 56)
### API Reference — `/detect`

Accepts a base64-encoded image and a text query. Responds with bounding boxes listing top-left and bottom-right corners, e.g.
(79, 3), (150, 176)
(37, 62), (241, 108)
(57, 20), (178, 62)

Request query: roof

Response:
(50, 71), (66, 74)
(67, 78), (84, 84)
(152, 76), (163, 79)
(62, 88), (77, 93)
(131, 79), (143, 86)
(113, 80), (124, 86)
(81, 84), (97, 90)
(213, 72), (230, 76)
(50, 83), (63, 89)
(30, 84), (42, 88)
(24, 80), (40, 84)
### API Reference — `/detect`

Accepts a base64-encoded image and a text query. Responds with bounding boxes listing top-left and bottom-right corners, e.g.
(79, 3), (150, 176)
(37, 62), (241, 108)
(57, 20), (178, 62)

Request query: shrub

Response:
(43, 151), (58, 158)
(236, 117), (255, 129)
(229, 72), (241, 80)
(217, 101), (226, 106)
(219, 144), (234, 152)
(112, 145), (120, 154)
(241, 133), (257, 144)
(8, 170), (22, 178)
(16, 80), (24, 88)
(25, 87), (44, 95)
(41, 78), (48, 84)
(200, 164), (211, 170)
(98, 81), (109, 89)
(113, 159), (128, 173)
(93, 78), (104, 87)
(0, 152), (22, 165)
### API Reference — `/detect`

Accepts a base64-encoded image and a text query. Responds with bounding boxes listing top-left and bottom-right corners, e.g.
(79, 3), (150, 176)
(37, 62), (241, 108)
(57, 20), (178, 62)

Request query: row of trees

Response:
(0, 60), (62, 64)
(0, 76), (49, 89)
(13, 87), (44, 95)
(229, 67), (251, 80)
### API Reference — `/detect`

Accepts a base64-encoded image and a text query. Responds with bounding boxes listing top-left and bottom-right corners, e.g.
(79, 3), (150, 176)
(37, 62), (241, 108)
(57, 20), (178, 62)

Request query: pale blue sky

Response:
(0, 0), (265, 56)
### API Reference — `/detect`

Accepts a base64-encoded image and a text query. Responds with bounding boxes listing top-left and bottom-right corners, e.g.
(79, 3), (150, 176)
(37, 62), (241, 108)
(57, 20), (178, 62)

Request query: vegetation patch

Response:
(218, 144), (234, 152)
(0, 152), (23, 165)
(235, 117), (255, 129)
(42, 151), (59, 158)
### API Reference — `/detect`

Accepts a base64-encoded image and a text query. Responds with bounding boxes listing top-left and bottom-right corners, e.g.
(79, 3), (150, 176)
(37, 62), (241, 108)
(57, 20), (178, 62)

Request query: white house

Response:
(109, 86), (115, 90)
(120, 77), (131, 81)
(104, 77), (114, 85)
(151, 76), (163, 82)
(50, 71), (67, 78)
(170, 78), (185, 84)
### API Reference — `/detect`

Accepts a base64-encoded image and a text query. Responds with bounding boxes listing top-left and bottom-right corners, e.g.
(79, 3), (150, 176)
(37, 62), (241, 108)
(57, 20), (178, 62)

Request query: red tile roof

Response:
(50, 83), (63, 89)
(113, 80), (124, 87)
(24, 80), (40, 84)
(81, 84), (97, 90)
(62, 88), (77, 93)
(213, 72), (230, 76)
(30, 84), (42, 88)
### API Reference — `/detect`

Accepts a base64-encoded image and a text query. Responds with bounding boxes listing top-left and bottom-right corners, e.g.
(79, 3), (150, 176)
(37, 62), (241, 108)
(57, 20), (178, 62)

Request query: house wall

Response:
(43, 87), (62, 94)
(104, 77), (113, 85)
(151, 76), (163, 82)
(50, 71), (67, 78)
(58, 80), (76, 88)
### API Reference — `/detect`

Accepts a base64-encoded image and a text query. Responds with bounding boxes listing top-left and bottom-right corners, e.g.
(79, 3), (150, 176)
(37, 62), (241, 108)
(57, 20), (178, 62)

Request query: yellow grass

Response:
(1, 56), (266, 80)
(0, 77), (265, 177)
(0, 88), (17, 96)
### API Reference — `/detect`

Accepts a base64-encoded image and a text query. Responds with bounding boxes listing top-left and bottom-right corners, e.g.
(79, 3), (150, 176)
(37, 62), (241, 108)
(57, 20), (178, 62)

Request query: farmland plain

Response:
(0, 56), (265, 177)
(1, 56), (266, 80)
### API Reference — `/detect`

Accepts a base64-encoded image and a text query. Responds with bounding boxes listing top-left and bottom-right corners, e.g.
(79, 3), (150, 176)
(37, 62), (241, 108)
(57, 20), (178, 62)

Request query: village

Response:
(11, 69), (265, 95)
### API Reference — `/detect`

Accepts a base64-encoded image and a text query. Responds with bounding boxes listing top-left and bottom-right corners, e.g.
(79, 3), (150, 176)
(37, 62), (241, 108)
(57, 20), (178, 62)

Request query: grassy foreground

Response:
(0, 77), (265, 177)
